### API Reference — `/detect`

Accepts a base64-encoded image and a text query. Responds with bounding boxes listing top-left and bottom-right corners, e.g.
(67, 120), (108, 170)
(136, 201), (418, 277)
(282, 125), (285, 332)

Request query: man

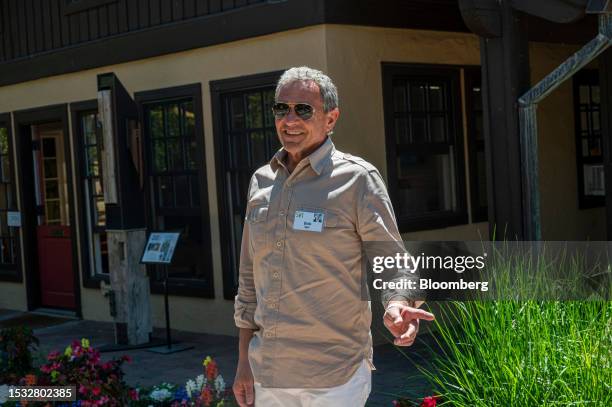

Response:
(232, 66), (435, 407)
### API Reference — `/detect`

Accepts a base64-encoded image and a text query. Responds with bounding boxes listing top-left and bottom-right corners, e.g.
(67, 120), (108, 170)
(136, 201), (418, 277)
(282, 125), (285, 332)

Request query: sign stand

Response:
(140, 231), (193, 355)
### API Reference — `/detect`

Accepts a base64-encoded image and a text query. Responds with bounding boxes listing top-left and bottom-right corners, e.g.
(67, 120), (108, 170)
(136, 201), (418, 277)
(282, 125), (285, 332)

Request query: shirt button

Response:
(268, 303), (278, 310)
(279, 211), (285, 217)
(272, 272), (280, 279)
(264, 332), (274, 338)
(276, 240), (283, 248)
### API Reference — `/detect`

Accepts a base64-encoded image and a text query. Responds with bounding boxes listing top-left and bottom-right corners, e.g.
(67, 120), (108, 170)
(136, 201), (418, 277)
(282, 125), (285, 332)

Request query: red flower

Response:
(121, 355), (132, 363)
(206, 361), (218, 381)
(200, 387), (213, 406)
(91, 386), (102, 396)
(421, 396), (439, 407)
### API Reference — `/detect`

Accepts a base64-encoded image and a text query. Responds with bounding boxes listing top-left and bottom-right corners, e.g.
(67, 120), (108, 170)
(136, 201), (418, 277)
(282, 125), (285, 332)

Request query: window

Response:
(79, 110), (108, 275)
(0, 117), (18, 277)
(382, 64), (468, 232)
(573, 70), (604, 209)
(465, 68), (488, 222)
(211, 71), (282, 299)
(137, 84), (213, 297)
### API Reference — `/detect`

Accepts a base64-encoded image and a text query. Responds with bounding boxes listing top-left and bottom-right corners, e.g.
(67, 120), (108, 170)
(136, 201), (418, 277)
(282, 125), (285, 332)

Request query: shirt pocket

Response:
(247, 204), (269, 251)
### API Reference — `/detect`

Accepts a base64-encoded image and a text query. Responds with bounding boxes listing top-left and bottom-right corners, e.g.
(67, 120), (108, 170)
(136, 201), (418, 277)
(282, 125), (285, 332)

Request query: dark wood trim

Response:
(0, 112), (23, 283)
(600, 49), (612, 239)
(210, 70), (283, 300)
(0, 0), (324, 87)
(134, 83), (214, 299)
(573, 69), (604, 210)
(63, 0), (119, 16)
(381, 62), (469, 233)
(464, 66), (488, 222)
(70, 99), (111, 290)
(13, 104), (82, 315)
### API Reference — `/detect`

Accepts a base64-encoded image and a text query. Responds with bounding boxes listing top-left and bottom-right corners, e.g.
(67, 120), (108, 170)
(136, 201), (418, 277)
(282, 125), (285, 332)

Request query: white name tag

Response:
(293, 210), (325, 232)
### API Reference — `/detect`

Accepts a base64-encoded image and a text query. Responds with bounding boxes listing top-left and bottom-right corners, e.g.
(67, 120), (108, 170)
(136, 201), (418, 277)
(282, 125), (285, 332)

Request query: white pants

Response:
(254, 359), (372, 407)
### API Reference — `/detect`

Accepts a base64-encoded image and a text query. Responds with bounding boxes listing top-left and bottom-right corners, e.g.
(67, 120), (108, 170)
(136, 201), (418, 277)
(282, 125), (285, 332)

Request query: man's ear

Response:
(326, 108), (340, 133)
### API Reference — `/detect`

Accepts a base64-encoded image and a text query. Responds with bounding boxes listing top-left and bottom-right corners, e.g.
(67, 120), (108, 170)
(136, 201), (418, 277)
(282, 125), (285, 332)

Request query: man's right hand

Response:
(233, 359), (255, 407)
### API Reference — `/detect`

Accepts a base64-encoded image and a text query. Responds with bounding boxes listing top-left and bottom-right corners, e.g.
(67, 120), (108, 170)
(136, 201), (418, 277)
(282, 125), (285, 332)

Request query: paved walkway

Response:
(3, 312), (435, 406)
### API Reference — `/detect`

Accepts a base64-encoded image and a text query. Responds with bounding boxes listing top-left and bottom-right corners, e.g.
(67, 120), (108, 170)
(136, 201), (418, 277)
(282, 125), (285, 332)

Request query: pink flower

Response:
(47, 351), (60, 361)
(79, 384), (88, 395)
(128, 389), (139, 401)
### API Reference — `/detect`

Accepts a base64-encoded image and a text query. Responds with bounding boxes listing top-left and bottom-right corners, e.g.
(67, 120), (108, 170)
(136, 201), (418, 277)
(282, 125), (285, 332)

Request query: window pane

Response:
(474, 112), (483, 141)
(183, 101), (195, 137)
(82, 113), (98, 145)
(92, 177), (103, 195)
(583, 164), (605, 196)
(42, 138), (56, 157)
(1, 156), (11, 183)
(45, 181), (59, 199)
(410, 115), (427, 143)
(231, 134), (249, 168)
(153, 140), (167, 172)
(46, 200), (61, 222)
(163, 215), (203, 279)
(43, 158), (58, 179)
(186, 139), (198, 171)
(149, 106), (164, 139)
(395, 118), (409, 144)
(582, 138), (589, 157)
(589, 137), (602, 157)
(250, 131), (267, 166)
(87, 147), (99, 176)
(263, 90), (275, 127)
(0, 184), (7, 210)
(267, 130), (281, 155)
(579, 85), (589, 104)
(175, 175), (190, 207)
(430, 115), (446, 143)
(592, 111), (600, 131)
(230, 95), (245, 130)
(167, 104), (180, 138)
(246, 92), (263, 129)
(167, 139), (184, 171)
(592, 85), (600, 104)
(158, 176), (174, 207)
(409, 84), (426, 111)
(428, 84), (444, 111)
(0, 128), (8, 154)
(393, 84), (407, 112)
(472, 86), (482, 111)
(396, 150), (456, 216)
(95, 196), (106, 227)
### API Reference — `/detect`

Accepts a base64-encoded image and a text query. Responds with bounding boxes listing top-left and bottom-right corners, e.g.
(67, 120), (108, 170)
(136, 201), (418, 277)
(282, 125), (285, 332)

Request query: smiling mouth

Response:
(282, 130), (305, 137)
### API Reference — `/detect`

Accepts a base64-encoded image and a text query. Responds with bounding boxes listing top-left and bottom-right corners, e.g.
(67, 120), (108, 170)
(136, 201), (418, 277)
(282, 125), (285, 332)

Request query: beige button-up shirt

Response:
(234, 137), (410, 388)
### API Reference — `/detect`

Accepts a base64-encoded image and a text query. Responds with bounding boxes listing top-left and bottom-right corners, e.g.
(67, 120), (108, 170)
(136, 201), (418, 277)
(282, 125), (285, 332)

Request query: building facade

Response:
(0, 0), (607, 335)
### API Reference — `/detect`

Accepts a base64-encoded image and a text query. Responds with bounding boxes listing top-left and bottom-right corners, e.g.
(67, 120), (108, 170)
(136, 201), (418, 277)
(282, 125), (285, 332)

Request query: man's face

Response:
(275, 80), (339, 158)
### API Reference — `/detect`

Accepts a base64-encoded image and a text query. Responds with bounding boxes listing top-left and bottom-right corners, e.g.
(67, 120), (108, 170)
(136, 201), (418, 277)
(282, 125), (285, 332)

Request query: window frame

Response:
(210, 70), (283, 300)
(135, 83), (214, 298)
(573, 69), (604, 209)
(71, 100), (110, 289)
(0, 112), (22, 282)
(381, 63), (468, 233)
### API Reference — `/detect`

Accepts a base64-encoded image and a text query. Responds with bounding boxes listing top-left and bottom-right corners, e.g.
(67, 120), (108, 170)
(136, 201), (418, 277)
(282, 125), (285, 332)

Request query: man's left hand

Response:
(383, 302), (435, 346)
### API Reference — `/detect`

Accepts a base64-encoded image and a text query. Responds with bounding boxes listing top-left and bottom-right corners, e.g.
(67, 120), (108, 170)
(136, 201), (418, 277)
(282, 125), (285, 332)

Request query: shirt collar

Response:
(270, 137), (335, 175)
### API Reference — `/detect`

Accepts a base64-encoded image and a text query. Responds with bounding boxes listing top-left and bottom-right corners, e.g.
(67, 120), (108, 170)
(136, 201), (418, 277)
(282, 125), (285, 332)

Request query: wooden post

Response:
(599, 47), (612, 239)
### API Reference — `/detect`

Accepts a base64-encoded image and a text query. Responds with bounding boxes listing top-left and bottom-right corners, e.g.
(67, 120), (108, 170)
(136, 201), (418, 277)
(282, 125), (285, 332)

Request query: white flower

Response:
(195, 374), (206, 390)
(185, 379), (197, 398)
(0, 385), (9, 404)
(150, 388), (172, 402)
(215, 375), (226, 395)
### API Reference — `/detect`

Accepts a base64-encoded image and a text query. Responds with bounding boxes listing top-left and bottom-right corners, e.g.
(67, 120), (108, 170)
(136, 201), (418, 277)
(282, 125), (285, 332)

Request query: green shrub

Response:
(0, 326), (39, 384)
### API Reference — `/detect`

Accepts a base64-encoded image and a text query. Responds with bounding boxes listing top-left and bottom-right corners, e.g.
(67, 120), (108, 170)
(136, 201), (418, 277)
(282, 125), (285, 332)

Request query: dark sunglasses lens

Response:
(295, 104), (314, 120)
(272, 103), (290, 118)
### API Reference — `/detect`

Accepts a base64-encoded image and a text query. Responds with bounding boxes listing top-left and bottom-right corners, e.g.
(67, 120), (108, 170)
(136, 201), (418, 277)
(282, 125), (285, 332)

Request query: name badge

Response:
(293, 210), (325, 232)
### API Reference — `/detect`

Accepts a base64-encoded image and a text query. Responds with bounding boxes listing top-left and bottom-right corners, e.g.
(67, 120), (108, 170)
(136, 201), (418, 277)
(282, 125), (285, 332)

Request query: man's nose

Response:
(284, 107), (301, 123)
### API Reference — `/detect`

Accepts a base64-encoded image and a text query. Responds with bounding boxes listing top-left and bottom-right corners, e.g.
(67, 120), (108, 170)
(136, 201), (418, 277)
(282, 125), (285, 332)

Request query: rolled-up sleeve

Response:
(234, 177), (259, 330)
(356, 169), (416, 306)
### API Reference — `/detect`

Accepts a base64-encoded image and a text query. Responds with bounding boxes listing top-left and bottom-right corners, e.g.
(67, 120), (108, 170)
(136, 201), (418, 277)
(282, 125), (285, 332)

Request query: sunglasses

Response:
(272, 102), (315, 121)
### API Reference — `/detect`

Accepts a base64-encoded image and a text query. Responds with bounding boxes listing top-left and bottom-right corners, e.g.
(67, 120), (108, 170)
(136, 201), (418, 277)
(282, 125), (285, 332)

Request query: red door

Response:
(34, 127), (76, 309)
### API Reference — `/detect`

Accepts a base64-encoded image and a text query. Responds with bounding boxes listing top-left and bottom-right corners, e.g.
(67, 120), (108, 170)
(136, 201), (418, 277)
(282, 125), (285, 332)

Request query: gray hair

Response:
(275, 66), (339, 112)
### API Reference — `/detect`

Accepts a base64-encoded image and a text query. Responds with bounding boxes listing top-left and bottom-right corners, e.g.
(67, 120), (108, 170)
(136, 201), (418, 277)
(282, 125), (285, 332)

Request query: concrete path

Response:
(5, 315), (435, 406)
